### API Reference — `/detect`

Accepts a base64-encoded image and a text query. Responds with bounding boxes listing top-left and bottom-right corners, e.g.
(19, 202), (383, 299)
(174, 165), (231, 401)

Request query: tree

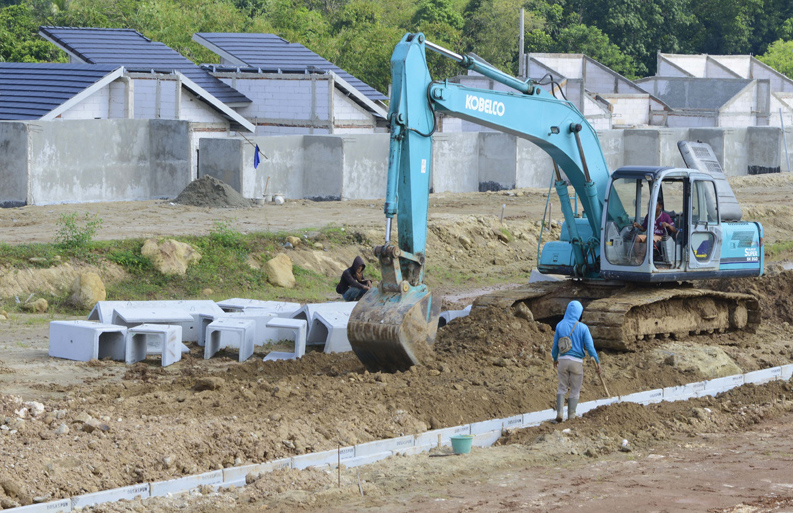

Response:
(0, 3), (66, 62)
(757, 39), (793, 78)
(686, 0), (763, 56)
(571, 0), (694, 76)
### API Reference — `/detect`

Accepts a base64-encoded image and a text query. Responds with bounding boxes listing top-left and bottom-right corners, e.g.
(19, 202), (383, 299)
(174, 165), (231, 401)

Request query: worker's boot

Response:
(568, 398), (578, 420)
(554, 394), (565, 423)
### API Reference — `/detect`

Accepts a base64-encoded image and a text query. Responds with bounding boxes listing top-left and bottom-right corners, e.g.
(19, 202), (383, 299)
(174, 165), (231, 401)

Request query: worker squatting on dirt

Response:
(336, 256), (372, 301)
(552, 300), (601, 422)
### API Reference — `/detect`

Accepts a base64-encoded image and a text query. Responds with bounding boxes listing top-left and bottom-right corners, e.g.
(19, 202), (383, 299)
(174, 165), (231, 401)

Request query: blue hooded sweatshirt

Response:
(552, 300), (599, 363)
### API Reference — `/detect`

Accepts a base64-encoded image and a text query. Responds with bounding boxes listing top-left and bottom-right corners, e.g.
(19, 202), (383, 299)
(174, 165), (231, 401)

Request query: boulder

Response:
(22, 298), (48, 313)
(285, 236), (301, 247)
(69, 272), (106, 309)
(141, 238), (202, 275)
(265, 254), (296, 289)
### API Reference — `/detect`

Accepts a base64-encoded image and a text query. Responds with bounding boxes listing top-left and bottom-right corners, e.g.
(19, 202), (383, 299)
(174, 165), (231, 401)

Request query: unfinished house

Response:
(639, 53), (793, 127)
(192, 32), (388, 135)
(37, 26), (254, 172)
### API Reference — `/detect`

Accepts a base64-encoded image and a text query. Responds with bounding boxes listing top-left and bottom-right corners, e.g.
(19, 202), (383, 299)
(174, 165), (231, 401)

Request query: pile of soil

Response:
(172, 176), (253, 208)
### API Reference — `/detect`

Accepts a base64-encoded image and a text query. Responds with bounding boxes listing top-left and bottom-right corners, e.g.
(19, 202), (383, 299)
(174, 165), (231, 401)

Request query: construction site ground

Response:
(3, 173), (793, 512)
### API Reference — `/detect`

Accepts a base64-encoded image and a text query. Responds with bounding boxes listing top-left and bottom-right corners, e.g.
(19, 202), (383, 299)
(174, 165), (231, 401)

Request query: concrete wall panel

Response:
(431, 132), (478, 193)
(150, 119), (192, 197)
(516, 138), (554, 188)
(746, 126), (783, 175)
(478, 133), (516, 191)
(303, 136), (344, 200)
(0, 122), (29, 207)
(28, 119), (152, 204)
(340, 134), (388, 200)
(689, 128), (748, 177)
(597, 129), (624, 171)
(199, 137), (243, 192)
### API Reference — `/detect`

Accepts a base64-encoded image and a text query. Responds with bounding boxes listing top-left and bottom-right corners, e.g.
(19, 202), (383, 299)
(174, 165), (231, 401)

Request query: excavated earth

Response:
(2, 174), (793, 512)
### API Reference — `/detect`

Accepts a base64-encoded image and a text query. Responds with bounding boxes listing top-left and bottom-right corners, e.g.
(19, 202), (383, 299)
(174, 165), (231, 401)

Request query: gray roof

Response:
(193, 33), (387, 102)
(0, 62), (120, 120)
(38, 26), (251, 105)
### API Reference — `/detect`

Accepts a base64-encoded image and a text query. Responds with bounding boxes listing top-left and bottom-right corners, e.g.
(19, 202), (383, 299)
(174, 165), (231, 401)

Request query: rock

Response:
(163, 455), (175, 469)
(83, 419), (110, 433)
(54, 423), (69, 435)
(512, 302), (534, 322)
(493, 229), (510, 243)
(458, 235), (474, 250)
(22, 298), (48, 313)
(429, 417), (441, 429)
(313, 242), (324, 250)
(141, 238), (202, 275)
(24, 402), (44, 417)
(28, 257), (48, 264)
(0, 310), (7, 321)
(0, 499), (20, 509)
(285, 236), (301, 247)
(193, 377), (225, 391)
(201, 288), (214, 296)
(265, 253), (296, 289)
(74, 412), (92, 424)
(69, 272), (106, 309)
(0, 479), (22, 498)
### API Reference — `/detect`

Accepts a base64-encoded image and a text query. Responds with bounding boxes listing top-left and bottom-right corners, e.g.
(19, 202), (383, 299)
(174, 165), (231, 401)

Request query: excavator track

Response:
(473, 281), (760, 351)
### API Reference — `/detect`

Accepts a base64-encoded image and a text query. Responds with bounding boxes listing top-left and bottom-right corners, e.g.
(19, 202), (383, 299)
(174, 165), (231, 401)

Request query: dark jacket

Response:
(336, 256), (368, 295)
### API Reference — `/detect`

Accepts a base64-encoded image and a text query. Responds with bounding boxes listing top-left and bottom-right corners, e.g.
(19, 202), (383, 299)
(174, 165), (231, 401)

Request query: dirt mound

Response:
(705, 268), (793, 324)
(172, 175), (253, 208)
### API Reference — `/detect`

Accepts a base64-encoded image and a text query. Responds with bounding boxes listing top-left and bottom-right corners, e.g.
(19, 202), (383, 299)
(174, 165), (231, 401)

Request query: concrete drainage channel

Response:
(11, 364), (793, 513)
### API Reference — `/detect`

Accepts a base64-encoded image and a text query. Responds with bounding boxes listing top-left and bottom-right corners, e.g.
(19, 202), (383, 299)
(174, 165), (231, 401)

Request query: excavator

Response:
(348, 33), (764, 372)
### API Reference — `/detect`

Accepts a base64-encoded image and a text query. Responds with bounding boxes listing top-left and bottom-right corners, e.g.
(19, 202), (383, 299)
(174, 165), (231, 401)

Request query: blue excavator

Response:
(348, 33), (764, 372)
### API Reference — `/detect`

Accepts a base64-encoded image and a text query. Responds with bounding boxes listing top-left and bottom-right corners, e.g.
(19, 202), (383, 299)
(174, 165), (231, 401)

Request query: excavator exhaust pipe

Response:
(347, 286), (441, 373)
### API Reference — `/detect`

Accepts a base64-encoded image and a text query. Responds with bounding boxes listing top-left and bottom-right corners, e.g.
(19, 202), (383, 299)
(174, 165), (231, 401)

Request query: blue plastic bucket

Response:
(450, 435), (474, 455)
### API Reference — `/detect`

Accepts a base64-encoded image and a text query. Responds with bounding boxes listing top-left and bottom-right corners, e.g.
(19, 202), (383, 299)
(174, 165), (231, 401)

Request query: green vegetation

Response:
(3, 0), (793, 90)
(764, 240), (793, 261)
(0, 225), (373, 314)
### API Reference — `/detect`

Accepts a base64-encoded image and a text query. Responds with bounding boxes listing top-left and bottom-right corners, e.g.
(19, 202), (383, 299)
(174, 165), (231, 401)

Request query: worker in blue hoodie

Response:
(551, 300), (601, 422)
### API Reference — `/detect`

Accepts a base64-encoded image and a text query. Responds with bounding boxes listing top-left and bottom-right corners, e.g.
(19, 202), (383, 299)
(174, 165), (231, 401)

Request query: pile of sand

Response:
(172, 175), (252, 208)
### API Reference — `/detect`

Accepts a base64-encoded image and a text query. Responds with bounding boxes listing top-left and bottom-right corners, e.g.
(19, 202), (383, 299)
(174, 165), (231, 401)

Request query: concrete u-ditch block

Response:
(291, 302), (356, 342)
(90, 300), (224, 342)
(11, 498), (72, 512)
(438, 305), (472, 328)
(216, 298), (301, 315)
(309, 310), (353, 353)
(263, 318), (307, 361)
(49, 320), (127, 362)
(126, 324), (183, 367)
(150, 470), (223, 498)
(205, 318), (256, 362)
(71, 484), (149, 509)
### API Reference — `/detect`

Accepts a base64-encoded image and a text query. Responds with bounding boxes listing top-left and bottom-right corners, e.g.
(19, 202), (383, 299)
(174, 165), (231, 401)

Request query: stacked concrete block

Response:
(263, 318), (307, 361)
(49, 320), (127, 362)
(204, 318), (256, 362)
(89, 300), (224, 342)
(125, 324), (183, 366)
(216, 298), (300, 315)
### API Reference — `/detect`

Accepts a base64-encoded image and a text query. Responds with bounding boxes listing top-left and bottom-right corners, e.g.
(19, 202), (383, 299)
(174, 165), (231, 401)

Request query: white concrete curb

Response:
(9, 363), (792, 512)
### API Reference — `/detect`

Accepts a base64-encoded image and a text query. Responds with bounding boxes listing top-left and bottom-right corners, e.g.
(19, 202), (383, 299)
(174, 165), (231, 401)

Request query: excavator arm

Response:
(349, 33), (617, 371)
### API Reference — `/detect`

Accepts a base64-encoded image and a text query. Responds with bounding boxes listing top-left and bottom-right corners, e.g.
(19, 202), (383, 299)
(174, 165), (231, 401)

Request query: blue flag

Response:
(254, 145), (261, 169)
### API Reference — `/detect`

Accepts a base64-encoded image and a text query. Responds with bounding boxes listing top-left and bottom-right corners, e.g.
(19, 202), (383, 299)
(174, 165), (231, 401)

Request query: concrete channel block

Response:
(263, 318), (306, 361)
(355, 435), (414, 458)
(309, 311), (353, 353)
(205, 318), (256, 362)
(90, 300), (224, 342)
(703, 374), (745, 396)
(216, 298), (301, 315)
(501, 414), (524, 431)
(744, 367), (782, 385)
(470, 418), (502, 436)
(414, 425), (471, 449)
(125, 324), (183, 366)
(344, 451), (393, 468)
(150, 470), (223, 497)
(782, 364), (793, 381)
(71, 484), (149, 509)
(577, 397), (619, 416)
(292, 449), (339, 470)
(11, 498), (72, 512)
(621, 389), (664, 405)
(523, 408), (556, 427)
(49, 321), (127, 362)
(222, 458), (293, 487)
(472, 430), (502, 448)
(291, 302), (356, 342)
(437, 305), (472, 328)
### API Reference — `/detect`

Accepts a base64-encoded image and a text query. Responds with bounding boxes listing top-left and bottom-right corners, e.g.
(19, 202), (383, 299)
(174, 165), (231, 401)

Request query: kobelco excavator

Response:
(347, 33), (764, 372)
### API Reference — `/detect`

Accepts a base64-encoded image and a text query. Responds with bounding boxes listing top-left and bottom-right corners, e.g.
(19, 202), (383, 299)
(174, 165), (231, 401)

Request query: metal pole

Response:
(519, 8), (525, 78)
(781, 108), (791, 173)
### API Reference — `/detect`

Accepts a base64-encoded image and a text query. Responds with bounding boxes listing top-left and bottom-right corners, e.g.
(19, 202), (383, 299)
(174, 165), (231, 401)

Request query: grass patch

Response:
(765, 240), (793, 260)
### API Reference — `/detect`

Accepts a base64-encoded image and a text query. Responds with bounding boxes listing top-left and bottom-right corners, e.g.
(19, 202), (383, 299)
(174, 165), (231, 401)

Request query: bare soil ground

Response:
(3, 173), (793, 512)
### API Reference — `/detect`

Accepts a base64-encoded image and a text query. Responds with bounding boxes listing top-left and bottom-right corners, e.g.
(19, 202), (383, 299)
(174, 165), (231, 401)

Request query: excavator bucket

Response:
(347, 286), (441, 373)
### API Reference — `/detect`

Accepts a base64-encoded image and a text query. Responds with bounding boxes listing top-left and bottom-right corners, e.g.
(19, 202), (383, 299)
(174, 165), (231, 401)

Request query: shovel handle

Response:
(598, 372), (610, 397)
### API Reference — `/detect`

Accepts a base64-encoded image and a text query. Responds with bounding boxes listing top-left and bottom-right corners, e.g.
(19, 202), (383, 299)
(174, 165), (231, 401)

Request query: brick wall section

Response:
(60, 87), (109, 119)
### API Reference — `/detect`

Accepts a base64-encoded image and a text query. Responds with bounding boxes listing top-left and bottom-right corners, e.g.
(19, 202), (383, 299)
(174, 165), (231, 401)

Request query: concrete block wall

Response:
(689, 128), (749, 177)
(0, 122), (29, 207)
(181, 90), (225, 124)
(133, 79), (158, 119)
(0, 119), (191, 206)
(60, 86), (110, 120)
(108, 80), (128, 119)
(720, 86), (757, 128)
(332, 90), (373, 123)
(623, 128), (689, 168)
(606, 95), (651, 127)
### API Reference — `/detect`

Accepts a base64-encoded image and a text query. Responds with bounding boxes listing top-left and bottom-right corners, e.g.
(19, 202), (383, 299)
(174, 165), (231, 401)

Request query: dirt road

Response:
(2, 174), (793, 512)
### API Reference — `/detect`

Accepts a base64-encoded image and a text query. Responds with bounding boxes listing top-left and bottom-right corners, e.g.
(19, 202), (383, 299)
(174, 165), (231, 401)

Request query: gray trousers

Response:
(557, 359), (584, 399)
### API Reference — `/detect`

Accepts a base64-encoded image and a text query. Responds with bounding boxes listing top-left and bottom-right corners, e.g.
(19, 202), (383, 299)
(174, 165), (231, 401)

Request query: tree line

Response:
(2, 0), (793, 95)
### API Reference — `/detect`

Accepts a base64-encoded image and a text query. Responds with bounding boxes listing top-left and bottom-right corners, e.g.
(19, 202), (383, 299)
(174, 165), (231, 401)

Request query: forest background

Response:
(3, 0), (793, 97)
